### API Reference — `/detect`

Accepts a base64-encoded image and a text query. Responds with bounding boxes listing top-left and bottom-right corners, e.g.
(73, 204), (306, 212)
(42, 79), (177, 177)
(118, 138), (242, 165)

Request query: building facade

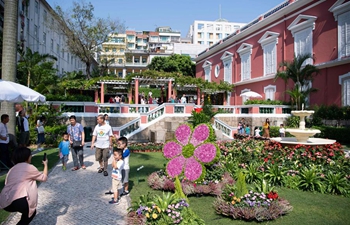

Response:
(188, 19), (246, 46)
(100, 27), (207, 77)
(11, 0), (85, 75)
(195, 0), (350, 107)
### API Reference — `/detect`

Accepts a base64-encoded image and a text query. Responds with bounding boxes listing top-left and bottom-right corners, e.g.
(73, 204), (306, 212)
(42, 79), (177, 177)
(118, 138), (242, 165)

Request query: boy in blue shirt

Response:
(118, 137), (130, 196)
(59, 132), (70, 171)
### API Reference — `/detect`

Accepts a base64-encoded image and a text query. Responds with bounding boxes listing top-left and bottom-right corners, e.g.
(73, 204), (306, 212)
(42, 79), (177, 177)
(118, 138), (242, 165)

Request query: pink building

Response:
(195, 0), (350, 107)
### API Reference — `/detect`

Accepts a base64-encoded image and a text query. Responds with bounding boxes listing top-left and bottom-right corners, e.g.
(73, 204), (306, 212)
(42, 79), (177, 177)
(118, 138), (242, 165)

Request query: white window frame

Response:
(329, 1), (350, 59)
(339, 72), (350, 106)
(237, 43), (253, 81)
(264, 85), (276, 101)
(220, 51), (233, 84)
(288, 15), (316, 65)
(258, 31), (279, 76)
(202, 60), (212, 82)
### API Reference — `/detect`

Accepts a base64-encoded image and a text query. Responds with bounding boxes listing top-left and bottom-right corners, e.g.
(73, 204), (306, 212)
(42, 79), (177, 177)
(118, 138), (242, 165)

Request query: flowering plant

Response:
(163, 123), (220, 182)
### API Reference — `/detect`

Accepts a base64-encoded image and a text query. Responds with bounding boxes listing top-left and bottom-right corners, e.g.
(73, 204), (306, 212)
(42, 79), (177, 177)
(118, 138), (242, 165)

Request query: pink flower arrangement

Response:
(163, 124), (219, 181)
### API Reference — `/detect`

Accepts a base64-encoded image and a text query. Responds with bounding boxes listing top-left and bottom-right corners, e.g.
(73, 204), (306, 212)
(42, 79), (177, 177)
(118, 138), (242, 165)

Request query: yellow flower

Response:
(231, 200), (235, 205)
(145, 213), (150, 218)
(156, 206), (161, 213)
(152, 213), (158, 219)
(237, 198), (241, 203)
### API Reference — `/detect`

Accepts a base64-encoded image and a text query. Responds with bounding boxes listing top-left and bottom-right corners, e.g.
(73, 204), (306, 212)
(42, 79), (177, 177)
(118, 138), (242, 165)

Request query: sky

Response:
(46, 0), (285, 37)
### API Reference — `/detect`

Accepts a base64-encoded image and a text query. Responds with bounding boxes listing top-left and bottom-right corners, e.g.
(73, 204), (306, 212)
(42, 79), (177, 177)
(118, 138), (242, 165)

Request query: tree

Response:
(275, 53), (319, 110)
(148, 54), (196, 77)
(17, 47), (57, 88)
(1, 0), (18, 134)
(54, 1), (125, 79)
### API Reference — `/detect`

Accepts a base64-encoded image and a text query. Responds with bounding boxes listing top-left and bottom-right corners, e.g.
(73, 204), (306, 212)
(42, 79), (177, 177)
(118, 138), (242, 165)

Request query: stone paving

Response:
(4, 143), (130, 225)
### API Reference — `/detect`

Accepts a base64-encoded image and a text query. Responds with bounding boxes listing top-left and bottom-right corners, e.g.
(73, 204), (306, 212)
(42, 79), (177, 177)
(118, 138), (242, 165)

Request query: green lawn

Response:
(0, 148), (59, 223)
(129, 152), (350, 225)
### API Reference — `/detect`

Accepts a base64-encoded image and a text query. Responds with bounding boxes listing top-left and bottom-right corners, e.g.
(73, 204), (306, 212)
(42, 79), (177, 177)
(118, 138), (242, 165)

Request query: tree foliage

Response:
(148, 54), (196, 77)
(54, 1), (125, 78)
(17, 47), (57, 88)
(275, 53), (319, 109)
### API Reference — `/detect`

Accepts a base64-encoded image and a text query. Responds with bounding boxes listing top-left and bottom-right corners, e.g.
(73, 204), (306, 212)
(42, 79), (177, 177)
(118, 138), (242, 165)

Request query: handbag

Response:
(71, 125), (82, 148)
(72, 140), (82, 148)
(37, 126), (45, 133)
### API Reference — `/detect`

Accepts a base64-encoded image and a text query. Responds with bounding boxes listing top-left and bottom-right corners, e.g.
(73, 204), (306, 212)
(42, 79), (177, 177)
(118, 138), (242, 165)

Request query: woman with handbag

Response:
(36, 116), (46, 151)
(67, 115), (85, 171)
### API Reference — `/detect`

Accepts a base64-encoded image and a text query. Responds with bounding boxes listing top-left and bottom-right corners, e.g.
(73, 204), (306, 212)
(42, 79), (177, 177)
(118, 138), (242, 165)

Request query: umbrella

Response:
(0, 79), (46, 102)
(240, 91), (262, 98)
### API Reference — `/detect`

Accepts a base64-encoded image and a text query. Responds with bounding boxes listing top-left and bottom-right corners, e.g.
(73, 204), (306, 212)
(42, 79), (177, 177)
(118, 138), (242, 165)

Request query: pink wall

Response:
(195, 0), (347, 107)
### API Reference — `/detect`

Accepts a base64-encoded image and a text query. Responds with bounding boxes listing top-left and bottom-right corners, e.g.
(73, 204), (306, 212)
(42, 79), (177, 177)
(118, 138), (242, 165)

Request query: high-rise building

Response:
(188, 19), (246, 46)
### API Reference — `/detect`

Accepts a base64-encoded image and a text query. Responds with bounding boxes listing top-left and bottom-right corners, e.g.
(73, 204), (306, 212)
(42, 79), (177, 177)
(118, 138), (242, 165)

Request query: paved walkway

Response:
(4, 143), (130, 225)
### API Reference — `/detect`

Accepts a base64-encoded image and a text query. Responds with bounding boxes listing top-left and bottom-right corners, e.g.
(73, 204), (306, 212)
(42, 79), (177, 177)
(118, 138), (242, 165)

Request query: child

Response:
(58, 132), (70, 171)
(109, 149), (124, 205)
(118, 136), (130, 196)
(279, 124), (285, 137)
(245, 124), (251, 136)
(254, 126), (261, 137)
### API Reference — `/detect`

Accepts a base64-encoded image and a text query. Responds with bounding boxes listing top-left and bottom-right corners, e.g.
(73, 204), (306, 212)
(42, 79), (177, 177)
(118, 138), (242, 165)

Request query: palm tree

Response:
(18, 47), (57, 88)
(1, 0), (18, 134)
(275, 53), (319, 110)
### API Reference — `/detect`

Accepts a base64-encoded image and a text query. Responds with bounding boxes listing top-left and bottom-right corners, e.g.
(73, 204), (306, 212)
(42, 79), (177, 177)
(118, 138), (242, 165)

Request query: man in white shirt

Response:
(181, 94), (187, 104)
(0, 114), (12, 168)
(91, 114), (114, 176)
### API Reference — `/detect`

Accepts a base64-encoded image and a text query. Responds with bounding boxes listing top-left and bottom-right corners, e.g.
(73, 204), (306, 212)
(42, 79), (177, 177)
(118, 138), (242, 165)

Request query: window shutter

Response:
(339, 11), (350, 58)
(345, 79), (350, 106)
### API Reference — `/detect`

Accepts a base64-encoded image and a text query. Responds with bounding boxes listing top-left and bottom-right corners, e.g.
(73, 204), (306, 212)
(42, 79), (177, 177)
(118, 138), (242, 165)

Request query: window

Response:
(118, 58), (123, 64)
(215, 65), (220, 78)
(216, 33), (222, 39)
(112, 48), (116, 52)
(56, 44), (59, 53)
(142, 58), (147, 63)
(43, 32), (46, 45)
(264, 85), (276, 100)
(197, 23), (204, 30)
(34, 25), (38, 39)
(120, 49), (124, 53)
(258, 31), (279, 76)
(197, 32), (203, 39)
(220, 51), (233, 83)
(237, 43), (253, 81)
(128, 43), (134, 48)
(288, 15), (316, 65)
(43, 10), (47, 21)
(35, 1), (39, 14)
(51, 39), (53, 51)
(105, 48), (109, 52)
(27, 18), (30, 34)
(62, 48), (64, 58)
(330, 1), (350, 59)
(202, 61), (212, 82)
(339, 72), (350, 106)
(71, 56), (73, 65)
(118, 72), (123, 77)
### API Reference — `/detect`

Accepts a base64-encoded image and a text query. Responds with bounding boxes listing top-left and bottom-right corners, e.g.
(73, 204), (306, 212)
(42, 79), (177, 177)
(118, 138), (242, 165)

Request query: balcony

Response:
(125, 62), (148, 67)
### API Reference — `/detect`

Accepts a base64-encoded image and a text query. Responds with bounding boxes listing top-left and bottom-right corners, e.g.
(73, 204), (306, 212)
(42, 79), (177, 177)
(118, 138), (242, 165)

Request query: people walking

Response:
(91, 114), (114, 176)
(59, 132), (70, 171)
(109, 149), (124, 205)
(67, 115), (85, 171)
(118, 137), (130, 196)
(263, 118), (270, 138)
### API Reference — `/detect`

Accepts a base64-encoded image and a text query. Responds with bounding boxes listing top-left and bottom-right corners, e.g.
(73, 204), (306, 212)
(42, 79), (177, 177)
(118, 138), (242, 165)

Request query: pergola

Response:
(96, 77), (203, 105)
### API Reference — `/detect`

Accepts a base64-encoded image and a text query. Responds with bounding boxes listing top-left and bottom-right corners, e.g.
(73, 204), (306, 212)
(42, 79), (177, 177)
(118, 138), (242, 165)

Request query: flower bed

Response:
(148, 170), (234, 196)
(129, 142), (163, 152)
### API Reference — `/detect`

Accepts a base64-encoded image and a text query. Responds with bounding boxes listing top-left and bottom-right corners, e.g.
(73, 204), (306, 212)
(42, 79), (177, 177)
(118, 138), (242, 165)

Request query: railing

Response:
(147, 105), (165, 122)
(129, 105), (149, 113)
(259, 107), (274, 114)
(125, 62), (148, 67)
(98, 104), (121, 114)
(214, 105), (235, 113)
(115, 118), (141, 137)
(174, 105), (185, 113)
(213, 118), (235, 138)
(61, 105), (84, 113)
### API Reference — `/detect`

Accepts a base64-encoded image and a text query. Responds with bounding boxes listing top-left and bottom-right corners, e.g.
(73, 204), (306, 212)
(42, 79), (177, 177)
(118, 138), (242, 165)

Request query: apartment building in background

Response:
(0, 0), (85, 76)
(195, 0), (350, 107)
(100, 26), (208, 77)
(187, 19), (246, 47)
